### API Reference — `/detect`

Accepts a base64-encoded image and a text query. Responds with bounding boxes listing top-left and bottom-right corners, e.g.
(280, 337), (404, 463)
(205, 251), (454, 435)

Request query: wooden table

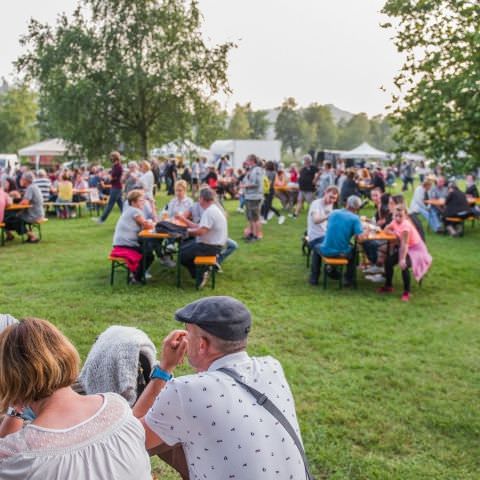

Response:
(425, 198), (445, 207)
(6, 203), (31, 211)
(138, 228), (183, 287)
(358, 230), (397, 264)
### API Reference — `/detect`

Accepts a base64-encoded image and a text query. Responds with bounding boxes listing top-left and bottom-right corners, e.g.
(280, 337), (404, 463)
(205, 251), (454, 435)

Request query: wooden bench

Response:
(88, 199), (109, 216)
(194, 256), (217, 289)
(0, 222), (5, 246)
(31, 218), (48, 241)
(444, 215), (475, 237)
(109, 256), (130, 285)
(321, 256), (351, 289)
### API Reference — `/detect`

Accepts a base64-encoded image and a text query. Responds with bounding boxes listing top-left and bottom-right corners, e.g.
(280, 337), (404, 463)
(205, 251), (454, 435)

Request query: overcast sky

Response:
(0, 0), (402, 116)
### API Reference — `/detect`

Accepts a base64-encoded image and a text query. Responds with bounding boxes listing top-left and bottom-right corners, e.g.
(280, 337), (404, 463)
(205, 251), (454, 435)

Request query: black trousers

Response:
(261, 191), (280, 219)
(179, 239), (221, 278)
(385, 250), (411, 292)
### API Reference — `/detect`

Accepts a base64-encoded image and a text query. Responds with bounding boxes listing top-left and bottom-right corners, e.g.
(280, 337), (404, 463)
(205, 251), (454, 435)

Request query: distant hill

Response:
(263, 104), (355, 141)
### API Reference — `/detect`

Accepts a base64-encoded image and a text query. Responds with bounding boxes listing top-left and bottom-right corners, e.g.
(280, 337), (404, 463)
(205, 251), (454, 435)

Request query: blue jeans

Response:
(100, 187), (123, 221)
(218, 238), (238, 264)
(415, 205), (442, 232)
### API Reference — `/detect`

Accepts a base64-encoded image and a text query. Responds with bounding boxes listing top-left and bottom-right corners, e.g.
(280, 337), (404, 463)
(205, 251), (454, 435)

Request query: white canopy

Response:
(18, 138), (71, 157)
(344, 142), (390, 160)
(151, 140), (210, 159)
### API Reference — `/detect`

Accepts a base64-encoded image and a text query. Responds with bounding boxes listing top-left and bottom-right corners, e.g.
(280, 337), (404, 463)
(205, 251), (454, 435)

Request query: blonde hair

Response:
(175, 180), (188, 191)
(127, 189), (144, 205)
(140, 160), (151, 171)
(0, 318), (80, 410)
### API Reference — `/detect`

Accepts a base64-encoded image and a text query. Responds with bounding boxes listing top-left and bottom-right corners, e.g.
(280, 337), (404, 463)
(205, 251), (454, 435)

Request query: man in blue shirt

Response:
(320, 195), (365, 286)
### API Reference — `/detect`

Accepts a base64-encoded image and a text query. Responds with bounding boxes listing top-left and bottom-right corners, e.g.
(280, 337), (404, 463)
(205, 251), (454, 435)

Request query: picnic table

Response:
(138, 218), (187, 287)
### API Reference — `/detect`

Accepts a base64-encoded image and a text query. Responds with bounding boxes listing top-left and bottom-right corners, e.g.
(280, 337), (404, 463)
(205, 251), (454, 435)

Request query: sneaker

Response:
(401, 292), (410, 302)
(308, 278), (319, 286)
(145, 271), (153, 280)
(260, 219), (268, 224)
(165, 244), (176, 253)
(364, 265), (384, 275)
(278, 215), (285, 225)
(214, 262), (223, 273)
(236, 207), (244, 213)
(160, 256), (176, 268)
(199, 270), (210, 289)
(92, 217), (104, 224)
(377, 286), (394, 294)
(267, 211), (274, 220)
(365, 274), (385, 283)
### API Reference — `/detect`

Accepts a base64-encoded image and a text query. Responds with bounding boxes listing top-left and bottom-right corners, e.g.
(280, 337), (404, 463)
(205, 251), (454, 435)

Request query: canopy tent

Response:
(343, 142), (390, 160)
(18, 138), (79, 171)
(151, 140), (210, 160)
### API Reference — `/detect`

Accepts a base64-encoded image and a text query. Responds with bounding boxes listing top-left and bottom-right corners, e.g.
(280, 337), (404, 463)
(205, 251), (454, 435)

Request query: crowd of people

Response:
(0, 297), (311, 480)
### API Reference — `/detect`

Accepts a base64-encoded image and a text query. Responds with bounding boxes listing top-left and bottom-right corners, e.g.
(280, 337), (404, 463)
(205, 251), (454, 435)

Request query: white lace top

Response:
(0, 392), (151, 480)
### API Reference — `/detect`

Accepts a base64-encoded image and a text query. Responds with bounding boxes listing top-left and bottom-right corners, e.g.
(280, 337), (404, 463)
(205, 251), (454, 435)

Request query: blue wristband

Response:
(150, 364), (173, 382)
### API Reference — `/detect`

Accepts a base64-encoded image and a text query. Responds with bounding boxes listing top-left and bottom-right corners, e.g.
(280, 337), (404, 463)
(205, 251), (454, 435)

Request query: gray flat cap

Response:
(175, 296), (252, 341)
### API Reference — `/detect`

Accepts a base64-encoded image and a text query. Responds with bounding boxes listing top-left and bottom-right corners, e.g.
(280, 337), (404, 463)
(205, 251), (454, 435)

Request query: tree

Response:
(275, 97), (303, 154)
(382, 0), (480, 171)
(244, 103), (270, 139)
(192, 99), (228, 147)
(228, 104), (251, 139)
(17, 0), (233, 159)
(368, 115), (397, 152)
(336, 113), (370, 150)
(303, 103), (337, 149)
(0, 83), (39, 153)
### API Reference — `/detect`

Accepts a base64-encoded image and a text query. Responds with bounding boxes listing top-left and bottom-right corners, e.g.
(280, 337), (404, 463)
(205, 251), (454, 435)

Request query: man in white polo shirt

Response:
(176, 186), (227, 286)
(133, 296), (311, 480)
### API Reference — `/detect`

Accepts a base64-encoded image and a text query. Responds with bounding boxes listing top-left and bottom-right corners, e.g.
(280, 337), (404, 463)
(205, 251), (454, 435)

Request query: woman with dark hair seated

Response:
(443, 183), (472, 236)
(0, 318), (151, 479)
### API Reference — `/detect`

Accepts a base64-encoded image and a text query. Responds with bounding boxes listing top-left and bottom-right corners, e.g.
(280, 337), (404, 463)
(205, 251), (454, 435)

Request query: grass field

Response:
(1, 190), (479, 479)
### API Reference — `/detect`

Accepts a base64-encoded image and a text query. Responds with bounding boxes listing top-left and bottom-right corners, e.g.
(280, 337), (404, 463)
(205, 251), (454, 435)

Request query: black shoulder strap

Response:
(218, 367), (315, 480)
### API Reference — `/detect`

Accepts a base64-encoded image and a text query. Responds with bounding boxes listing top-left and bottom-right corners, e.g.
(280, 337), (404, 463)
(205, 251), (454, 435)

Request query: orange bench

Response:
(445, 216), (476, 237)
(194, 256), (217, 289)
(0, 222), (5, 246)
(108, 255), (130, 285)
(321, 256), (351, 289)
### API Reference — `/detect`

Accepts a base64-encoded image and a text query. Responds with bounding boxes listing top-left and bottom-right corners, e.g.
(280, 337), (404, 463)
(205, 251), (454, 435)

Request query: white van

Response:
(0, 154), (20, 175)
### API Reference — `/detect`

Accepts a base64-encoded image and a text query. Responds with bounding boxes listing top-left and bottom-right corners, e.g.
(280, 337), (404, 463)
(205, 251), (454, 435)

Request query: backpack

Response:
(263, 175), (271, 194)
(155, 220), (188, 238)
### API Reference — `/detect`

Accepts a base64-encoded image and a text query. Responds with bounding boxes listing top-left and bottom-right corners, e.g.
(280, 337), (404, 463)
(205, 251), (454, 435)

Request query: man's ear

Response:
(199, 335), (210, 354)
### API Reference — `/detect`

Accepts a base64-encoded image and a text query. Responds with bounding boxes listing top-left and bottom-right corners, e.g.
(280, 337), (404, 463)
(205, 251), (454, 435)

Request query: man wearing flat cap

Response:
(133, 296), (306, 480)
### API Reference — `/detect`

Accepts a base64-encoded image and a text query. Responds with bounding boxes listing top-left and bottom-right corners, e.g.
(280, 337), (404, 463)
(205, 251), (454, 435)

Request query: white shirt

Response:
(0, 393), (151, 480)
(197, 203), (227, 246)
(307, 198), (333, 241)
(145, 352), (305, 480)
(167, 196), (194, 218)
(409, 186), (427, 214)
(140, 171), (155, 199)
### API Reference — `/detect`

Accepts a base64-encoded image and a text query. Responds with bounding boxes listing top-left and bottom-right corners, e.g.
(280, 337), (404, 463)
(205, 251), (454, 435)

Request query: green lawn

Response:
(1, 191), (479, 479)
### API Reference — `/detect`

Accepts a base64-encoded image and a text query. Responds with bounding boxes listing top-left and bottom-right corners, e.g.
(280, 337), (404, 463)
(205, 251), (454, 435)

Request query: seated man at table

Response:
(307, 185), (339, 285)
(176, 187), (227, 288)
(443, 182), (473, 236)
(6, 171), (44, 243)
(319, 195), (367, 287)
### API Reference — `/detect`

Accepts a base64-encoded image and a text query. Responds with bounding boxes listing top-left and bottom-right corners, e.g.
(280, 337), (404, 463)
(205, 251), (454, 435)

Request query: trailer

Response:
(210, 140), (281, 169)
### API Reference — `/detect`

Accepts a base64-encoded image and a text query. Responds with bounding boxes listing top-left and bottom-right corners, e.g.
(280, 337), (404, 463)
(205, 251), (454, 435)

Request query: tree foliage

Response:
(336, 113), (370, 150)
(275, 97), (304, 154)
(17, 0), (233, 158)
(245, 103), (270, 140)
(382, 0), (480, 171)
(0, 83), (39, 153)
(192, 99), (228, 148)
(228, 103), (251, 139)
(303, 103), (337, 149)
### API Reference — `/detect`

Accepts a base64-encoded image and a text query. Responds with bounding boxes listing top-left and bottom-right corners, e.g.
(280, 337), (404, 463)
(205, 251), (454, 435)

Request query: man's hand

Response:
(160, 330), (188, 373)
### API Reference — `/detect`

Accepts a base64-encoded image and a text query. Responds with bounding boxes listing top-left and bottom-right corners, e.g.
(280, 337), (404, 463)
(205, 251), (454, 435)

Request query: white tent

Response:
(151, 140), (210, 160)
(343, 142), (390, 160)
(18, 138), (78, 171)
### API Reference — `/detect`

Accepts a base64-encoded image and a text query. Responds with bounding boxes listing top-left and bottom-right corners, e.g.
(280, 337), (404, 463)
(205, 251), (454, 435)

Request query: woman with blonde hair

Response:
(0, 318), (151, 479)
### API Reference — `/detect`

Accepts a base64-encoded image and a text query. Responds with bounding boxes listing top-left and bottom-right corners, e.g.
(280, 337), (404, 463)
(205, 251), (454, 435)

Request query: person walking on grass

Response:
(94, 151), (123, 224)
(241, 154), (264, 241)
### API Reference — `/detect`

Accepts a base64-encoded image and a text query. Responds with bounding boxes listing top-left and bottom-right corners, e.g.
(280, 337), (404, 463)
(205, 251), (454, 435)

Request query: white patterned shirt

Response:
(145, 351), (306, 480)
